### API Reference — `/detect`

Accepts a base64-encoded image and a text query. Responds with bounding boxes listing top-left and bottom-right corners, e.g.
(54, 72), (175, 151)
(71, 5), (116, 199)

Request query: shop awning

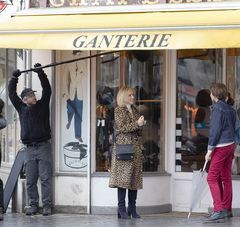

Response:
(0, 9), (240, 50)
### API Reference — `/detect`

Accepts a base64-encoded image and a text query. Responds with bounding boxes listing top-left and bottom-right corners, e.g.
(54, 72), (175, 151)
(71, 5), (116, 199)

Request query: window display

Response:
(95, 51), (164, 172)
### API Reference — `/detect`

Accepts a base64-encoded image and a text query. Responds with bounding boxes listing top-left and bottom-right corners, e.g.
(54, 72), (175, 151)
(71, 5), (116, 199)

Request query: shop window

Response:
(95, 51), (164, 172)
(0, 49), (18, 164)
(95, 53), (119, 172)
(226, 49), (240, 175)
(176, 49), (222, 172)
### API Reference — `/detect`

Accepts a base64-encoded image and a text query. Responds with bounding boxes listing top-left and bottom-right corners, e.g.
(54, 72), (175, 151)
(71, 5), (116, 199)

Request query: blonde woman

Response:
(109, 86), (145, 219)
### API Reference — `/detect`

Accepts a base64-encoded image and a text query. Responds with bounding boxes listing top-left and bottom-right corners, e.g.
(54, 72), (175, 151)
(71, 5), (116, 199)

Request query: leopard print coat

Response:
(109, 105), (143, 190)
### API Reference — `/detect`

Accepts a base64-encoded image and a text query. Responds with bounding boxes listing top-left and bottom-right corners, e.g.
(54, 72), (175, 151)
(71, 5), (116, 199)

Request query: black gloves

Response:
(33, 63), (44, 74)
(12, 63), (44, 78)
(12, 69), (21, 78)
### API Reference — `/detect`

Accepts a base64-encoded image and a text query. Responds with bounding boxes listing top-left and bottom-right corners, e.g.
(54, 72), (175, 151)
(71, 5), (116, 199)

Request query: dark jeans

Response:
(24, 141), (52, 208)
(0, 178), (3, 208)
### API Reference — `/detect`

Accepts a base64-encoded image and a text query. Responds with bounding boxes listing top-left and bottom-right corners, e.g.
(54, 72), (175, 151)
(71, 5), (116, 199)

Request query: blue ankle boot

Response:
(117, 188), (130, 219)
(128, 190), (141, 218)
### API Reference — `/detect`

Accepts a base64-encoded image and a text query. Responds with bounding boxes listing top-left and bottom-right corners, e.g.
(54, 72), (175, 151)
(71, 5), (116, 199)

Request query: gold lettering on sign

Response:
(49, 0), (65, 7)
(168, 0), (223, 2)
(79, 0), (88, 6)
(168, 0), (182, 3)
(186, 0), (202, 2)
(141, 0), (158, 4)
(106, 0), (114, 5)
(69, 0), (79, 6)
(48, 0), (225, 8)
(91, 0), (100, 6)
(118, 0), (128, 5)
(187, 0), (202, 3)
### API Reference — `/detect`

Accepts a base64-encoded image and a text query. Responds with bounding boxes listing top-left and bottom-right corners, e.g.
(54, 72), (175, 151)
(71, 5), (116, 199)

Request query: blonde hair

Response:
(117, 86), (135, 107)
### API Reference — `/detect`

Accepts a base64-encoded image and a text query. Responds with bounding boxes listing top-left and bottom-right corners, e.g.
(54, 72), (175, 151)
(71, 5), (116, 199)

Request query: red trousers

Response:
(207, 144), (234, 212)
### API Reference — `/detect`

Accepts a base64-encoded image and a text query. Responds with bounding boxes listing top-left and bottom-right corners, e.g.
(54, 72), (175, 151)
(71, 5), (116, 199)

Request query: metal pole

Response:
(19, 51), (120, 74)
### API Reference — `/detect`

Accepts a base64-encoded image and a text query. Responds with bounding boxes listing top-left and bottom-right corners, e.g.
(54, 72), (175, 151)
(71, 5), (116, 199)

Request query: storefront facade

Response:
(1, 0), (240, 214)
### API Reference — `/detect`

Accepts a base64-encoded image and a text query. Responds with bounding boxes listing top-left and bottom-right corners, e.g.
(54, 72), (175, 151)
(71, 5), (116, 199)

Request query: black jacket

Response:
(8, 72), (51, 144)
(0, 115), (6, 166)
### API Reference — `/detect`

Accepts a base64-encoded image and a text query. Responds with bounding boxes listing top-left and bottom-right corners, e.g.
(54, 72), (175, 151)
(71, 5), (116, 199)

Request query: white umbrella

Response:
(188, 160), (208, 219)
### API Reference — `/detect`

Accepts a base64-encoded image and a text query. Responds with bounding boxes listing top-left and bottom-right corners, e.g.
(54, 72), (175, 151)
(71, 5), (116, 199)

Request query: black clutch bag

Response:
(115, 144), (134, 160)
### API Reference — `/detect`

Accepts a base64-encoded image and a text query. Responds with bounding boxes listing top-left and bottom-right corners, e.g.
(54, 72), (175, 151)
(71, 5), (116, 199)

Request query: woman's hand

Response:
(137, 115), (145, 126)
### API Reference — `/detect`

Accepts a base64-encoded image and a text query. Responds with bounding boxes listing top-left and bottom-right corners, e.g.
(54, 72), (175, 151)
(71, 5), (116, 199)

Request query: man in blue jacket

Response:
(204, 83), (236, 223)
(8, 63), (52, 216)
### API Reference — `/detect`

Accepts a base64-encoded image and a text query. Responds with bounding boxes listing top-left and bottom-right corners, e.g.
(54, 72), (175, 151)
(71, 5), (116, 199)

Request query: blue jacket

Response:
(208, 100), (236, 151)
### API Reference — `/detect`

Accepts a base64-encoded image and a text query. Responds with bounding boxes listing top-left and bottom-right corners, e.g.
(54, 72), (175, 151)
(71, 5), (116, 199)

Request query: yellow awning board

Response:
(0, 10), (240, 50)
(0, 30), (239, 50)
(2, 10), (240, 30)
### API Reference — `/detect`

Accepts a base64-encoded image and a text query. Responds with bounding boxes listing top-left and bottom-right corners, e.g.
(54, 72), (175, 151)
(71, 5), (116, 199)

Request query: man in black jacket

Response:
(0, 98), (7, 221)
(8, 63), (52, 216)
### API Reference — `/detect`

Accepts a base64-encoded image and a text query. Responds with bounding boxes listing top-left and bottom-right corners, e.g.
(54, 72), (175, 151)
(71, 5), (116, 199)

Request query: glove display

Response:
(33, 63), (44, 74)
(12, 69), (21, 78)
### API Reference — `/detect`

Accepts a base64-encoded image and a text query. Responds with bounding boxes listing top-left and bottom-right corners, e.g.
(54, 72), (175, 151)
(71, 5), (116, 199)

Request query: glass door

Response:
(175, 49), (223, 172)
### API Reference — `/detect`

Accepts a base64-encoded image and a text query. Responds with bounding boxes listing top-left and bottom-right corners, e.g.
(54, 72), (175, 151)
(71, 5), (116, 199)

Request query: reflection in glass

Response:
(95, 53), (119, 171)
(124, 51), (163, 172)
(176, 49), (221, 172)
(227, 49), (240, 175)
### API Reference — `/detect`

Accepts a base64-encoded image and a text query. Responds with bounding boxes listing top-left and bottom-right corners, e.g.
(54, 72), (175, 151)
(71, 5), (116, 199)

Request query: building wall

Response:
(3, 2), (240, 214)
(54, 176), (88, 211)
(91, 175), (171, 214)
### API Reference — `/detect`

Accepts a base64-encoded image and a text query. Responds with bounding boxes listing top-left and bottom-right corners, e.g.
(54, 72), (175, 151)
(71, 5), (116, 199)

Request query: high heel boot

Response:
(117, 188), (130, 219)
(127, 189), (141, 218)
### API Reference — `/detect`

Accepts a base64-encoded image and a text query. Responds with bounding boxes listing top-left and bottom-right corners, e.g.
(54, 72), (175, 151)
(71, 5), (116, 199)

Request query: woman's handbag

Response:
(115, 144), (134, 160)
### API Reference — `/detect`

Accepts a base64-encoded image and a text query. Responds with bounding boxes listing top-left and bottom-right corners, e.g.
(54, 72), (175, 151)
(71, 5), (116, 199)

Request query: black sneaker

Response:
(204, 211), (213, 218)
(204, 211), (225, 223)
(223, 209), (233, 218)
(42, 206), (52, 216)
(0, 207), (3, 221)
(25, 205), (38, 216)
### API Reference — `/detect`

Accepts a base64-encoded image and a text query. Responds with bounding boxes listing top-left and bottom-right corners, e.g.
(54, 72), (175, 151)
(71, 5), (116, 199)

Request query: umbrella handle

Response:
(202, 160), (208, 172)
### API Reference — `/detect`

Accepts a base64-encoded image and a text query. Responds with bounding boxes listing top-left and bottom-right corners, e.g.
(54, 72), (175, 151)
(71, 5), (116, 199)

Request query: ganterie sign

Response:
(72, 33), (172, 49)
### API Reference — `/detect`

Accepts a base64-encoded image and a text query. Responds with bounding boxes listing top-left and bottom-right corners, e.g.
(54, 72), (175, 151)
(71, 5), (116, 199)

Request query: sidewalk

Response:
(1, 212), (240, 227)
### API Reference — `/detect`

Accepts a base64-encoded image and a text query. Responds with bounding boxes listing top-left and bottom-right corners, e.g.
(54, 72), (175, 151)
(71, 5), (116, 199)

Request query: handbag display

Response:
(115, 144), (134, 160)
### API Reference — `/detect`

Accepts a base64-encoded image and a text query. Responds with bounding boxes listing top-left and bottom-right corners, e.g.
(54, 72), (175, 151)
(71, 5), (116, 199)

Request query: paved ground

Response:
(1, 212), (240, 227)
